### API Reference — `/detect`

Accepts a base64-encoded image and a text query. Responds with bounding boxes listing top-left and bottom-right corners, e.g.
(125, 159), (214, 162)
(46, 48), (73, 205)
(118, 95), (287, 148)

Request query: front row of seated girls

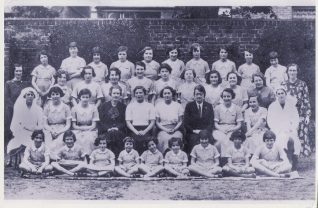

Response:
(20, 128), (292, 178)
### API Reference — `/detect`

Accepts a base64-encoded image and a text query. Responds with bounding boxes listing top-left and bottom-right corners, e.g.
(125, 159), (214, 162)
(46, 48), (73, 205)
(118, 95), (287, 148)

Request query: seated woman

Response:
(72, 89), (99, 156)
(212, 88), (243, 158)
(86, 135), (115, 177)
(267, 87), (300, 170)
(43, 86), (71, 158)
(244, 93), (268, 155)
(155, 86), (183, 154)
(19, 130), (53, 177)
(7, 87), (43, 166)
(126, 86), (155, 154)
(51, 130), (87, 176)
(98, 85), (127, 157)
(251, 130), (292, 178)
(222, 130), (256, 178)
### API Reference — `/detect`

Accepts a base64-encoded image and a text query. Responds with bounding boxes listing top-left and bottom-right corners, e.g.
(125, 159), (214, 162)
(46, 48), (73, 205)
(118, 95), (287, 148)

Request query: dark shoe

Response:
(292, 154), (298, 171)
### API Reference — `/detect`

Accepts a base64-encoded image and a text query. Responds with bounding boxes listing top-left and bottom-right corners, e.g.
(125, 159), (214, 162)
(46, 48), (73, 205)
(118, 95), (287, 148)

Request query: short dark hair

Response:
(229, 130), (246, 142)
(144, 136), (158, 148)
(287, 63), (299, 73)
(14, 63), (22, 68)
(251, 72), (267, 86)
(141, 46), (153, 55)
(180, 68), (196, 80)
(31, 130), (45, 141)
(78, 88), (92, 99)
(166, 45), (180, 56)
(198, 130), (215, 144)
(123, 136), (135, 146)
(269, 51), (278, 59)
(56, 69), (70, 81)
(159, 63), (172, 74)
(218, 46), (229, 54)
(133, 86), (147, 95)
(117, 46), (128, 53)
(248, 92), (262, 104)
(109, 85), (123, 96)
(39, 50), (50, 60)
(205, 70), (222, 85)
(48, 86), (65, 98)
(226, 72), (242, 85)
(221, 88), (236, 99)
(94, 134), (109, 146)
(159, 86), (176, 98)
(106, 67), (121, 83)
(80, 65), (96, 78)
(168, 137), (183, 149)
(263, 130), (276, 142)
(193, 84), (206, 97)
(190, 43), (203, 54)
(63, 130), (76, 142)
(135, 61), (146, 69)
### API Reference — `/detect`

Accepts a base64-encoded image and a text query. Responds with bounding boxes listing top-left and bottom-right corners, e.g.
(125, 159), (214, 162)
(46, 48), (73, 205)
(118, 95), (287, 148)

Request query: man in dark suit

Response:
(184, 84), (214, 153)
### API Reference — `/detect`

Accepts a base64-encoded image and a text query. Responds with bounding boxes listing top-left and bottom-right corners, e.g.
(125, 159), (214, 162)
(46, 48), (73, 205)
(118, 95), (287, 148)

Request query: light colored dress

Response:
(118, 149), (139, 172)
(155, 101), (184, 153)
(211, 59), (236, 87)
(164, 150), (189, 174)
(162, 59), (185, 83)
(264, 64), (288, 91)
(72, 81), (103, 105)
(185, 58), (210, 84)
(71, 104), (99, 155)
(237, 63), (260, 90)
(31, 64), (56, 94)
(177, 82), (197, 109)
(60, 56), (86, 89)
(204, 84), (223, 108)
(190, 144), (221, 172)
(110, 60), (135, 82)
(87, 148), (115, 171)
(142, 60), (160, 81)
(126, 76), (154, 102)
(140, 150), (163, 171)
(88, 61), (108, 84)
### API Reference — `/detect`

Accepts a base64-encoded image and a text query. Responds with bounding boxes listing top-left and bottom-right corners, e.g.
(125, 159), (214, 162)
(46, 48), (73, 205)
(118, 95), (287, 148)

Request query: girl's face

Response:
(99, 139), (107, 151)
(65, 136), (75, 148)
(163, 89), (173, 102)
(219, 49), (228, 60)
(111, 88), (121, 101)
(118, 51), (127, 62)
(184, 70), (194, 82)
(248, 96), (259, 110)
(135, 65), (145, 77)
(69, 47), (78, 57)
(160, 68), (170, 79)
(287, 65), (298, 79)
(244, 52), (253, 64)
(171, 141), (181, 153)
(34, 134), (44, 148)
(51, 92), (61, 103)
(135, 89), (145, 102)
(233, 138), (242, 147)
(84, 68), (93, 82)
(40, 54), (48, 65)
(228, 73), (238, 86)
(14, 67), (23, 80)
(147, 141), (157, 153)
(210, 73), (219, 86)
(109, 70), (120, 83)
(125, 141), (134, 152)
(143, 49), (153, 62)
(93, 53), (101, 63)
(25, 92), (35, 103)
(200, 137), (209, 148)
(254, 76), (264, 88)
(276, 89), (286, 104)
(222, 91), (233, 104)
(169, 49), (178, 61)
(265, 138), (275, 149)
(270, 58), (278, 67)
(192, 48), (200, 59)
(80, 94), (90, 105)
(58, 74), (67, 86)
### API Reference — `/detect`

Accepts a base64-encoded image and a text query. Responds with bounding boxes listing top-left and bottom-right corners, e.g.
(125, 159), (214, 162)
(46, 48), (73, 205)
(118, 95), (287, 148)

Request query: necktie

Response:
(198, 104), (202, 118)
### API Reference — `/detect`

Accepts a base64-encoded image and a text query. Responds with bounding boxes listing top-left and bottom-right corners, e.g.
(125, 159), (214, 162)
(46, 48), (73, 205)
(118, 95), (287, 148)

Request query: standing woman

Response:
(110, 46), (135, 83)
(43, 86), (72, 157)
(60, 41), (86, 89)
(155, 86), (184, 154)
(98, 85), (127, 157)
(88, 46), (108, 85)
(71, 65), (103, 108)
(247, 72), (276, 109)
(125, 86), (156, 154)
(7, 87), (43, 164)
(162, 45), (185, 84)
(204, 70), (223, 108)
(185, 43), (210, 84)
(53, 69), (72, 106)
(282, 63), (312, 156)
(211, 47), (236, 87)
(141, 46), (160, 81)
(238, 51), (260, 90)
(177, 69), (198, 109)
(31, 50), (56, 105)
(225, 72), (248, 112)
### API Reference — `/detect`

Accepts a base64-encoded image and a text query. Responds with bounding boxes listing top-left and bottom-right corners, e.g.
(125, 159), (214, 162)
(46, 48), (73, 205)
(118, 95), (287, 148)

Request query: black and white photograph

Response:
(2, 1), (316, 206)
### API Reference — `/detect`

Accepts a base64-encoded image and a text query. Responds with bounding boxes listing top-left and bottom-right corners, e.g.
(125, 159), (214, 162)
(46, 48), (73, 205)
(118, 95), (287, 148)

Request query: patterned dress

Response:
(282, 79), (312, 156)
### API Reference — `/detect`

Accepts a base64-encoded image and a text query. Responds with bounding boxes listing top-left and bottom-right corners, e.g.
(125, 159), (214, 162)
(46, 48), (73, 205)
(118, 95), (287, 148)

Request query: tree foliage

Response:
(11, 6), (60, 18)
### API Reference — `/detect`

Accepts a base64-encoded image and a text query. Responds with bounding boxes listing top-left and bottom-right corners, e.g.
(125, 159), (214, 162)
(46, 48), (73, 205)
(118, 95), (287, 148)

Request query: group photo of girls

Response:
(5, 41), (314, 180)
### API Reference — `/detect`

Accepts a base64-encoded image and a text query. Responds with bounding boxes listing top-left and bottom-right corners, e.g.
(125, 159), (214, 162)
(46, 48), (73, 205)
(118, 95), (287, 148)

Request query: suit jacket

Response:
(184, 101), (214, 134)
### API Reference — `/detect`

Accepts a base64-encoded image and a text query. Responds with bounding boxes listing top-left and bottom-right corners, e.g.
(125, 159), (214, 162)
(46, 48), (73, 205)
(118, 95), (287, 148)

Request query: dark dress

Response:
(98, 101), (127, 156)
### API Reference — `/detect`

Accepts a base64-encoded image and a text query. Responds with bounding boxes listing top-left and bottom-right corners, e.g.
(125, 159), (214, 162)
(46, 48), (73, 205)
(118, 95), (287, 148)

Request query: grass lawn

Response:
(4, 154), (316, 200)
